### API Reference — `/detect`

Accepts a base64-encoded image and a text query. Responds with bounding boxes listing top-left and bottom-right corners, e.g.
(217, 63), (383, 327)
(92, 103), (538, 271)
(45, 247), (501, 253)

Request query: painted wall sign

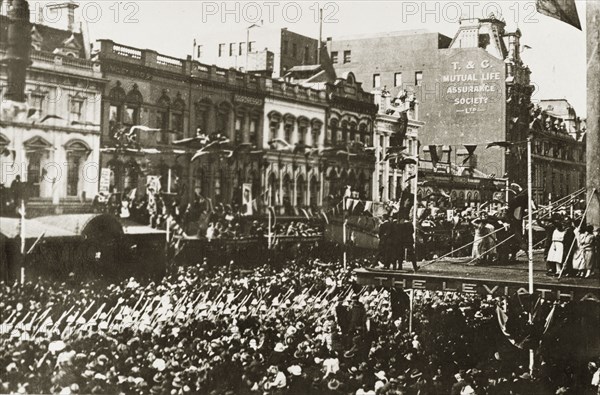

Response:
(355, 269), (600, 302)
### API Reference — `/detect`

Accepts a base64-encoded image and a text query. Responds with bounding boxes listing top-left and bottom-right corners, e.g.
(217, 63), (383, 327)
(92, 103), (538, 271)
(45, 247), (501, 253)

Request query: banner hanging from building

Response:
(242, 183), (253, 215)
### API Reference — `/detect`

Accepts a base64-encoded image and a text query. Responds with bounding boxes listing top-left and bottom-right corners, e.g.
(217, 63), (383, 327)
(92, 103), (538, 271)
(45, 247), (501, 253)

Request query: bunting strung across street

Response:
(427, 145), (444, 168)
(462, 145), (477, 165)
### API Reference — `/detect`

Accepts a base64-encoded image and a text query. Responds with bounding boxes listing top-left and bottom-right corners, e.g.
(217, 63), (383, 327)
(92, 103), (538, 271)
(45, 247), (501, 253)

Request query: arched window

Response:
(341, 120), (348, 144)
(234, 105), (246, 145)
(156, 92), (171, 144)
(311, 119), (323, 147)
(282, 173), (292, 212)
(297, 116), (309, 145)
(108, 82), (126, 137)
(296, 174), (305, 206)
(249, 110), (261, 146)
(268, 111), (282, 142)
(310, 175), (319, 207)
(349, 122), (357, 142)
(283, 114), (296, 143)
(195, 99), (212, 135)
(172, 94), (185, 140)
(268, 173), (278, 206)
(64, 140), (91, 197)
(328, 118), (338, 145)
(216, 102), (232, 136)
(124, 84), (143, 127)
(359, 123), (368, 144)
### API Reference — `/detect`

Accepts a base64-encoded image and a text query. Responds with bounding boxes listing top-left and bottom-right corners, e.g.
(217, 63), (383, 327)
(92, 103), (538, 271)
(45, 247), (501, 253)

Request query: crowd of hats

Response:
(0, 258), (597, 395)
(205, 219), (323, 241)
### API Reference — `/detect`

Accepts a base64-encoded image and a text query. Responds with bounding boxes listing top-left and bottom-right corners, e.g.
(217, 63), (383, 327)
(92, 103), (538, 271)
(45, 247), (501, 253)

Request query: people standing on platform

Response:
(546, 222), (566, 276)
(562, 220), (576, 277)
(471, 212), (497, 264)
(573, 225), (595, 278)
(378, 214), (394, 269)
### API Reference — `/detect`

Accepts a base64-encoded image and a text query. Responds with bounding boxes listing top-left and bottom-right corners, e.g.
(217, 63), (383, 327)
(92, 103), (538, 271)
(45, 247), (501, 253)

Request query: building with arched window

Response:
(0, 12), (104, 216)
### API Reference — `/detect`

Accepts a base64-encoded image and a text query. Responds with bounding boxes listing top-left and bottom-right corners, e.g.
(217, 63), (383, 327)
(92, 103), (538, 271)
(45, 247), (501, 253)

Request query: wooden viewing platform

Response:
(354, 251), (600, 302)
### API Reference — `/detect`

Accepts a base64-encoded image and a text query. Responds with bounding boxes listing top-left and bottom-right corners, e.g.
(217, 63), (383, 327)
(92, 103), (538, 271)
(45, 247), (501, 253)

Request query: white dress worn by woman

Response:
(573, 229), (594, 270)
(547, 229), (566, 264)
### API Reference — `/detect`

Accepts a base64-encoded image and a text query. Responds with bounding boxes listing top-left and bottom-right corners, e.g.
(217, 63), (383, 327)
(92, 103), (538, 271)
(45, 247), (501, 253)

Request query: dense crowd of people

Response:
(1, 257), (599, 395)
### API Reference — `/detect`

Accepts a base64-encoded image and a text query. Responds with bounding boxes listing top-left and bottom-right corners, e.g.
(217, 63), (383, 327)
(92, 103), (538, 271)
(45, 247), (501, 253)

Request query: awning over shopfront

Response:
(0, 214), (124, 240)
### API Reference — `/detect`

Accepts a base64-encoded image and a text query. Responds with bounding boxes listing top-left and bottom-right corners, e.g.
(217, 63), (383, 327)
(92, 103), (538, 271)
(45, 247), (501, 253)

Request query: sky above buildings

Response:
(34, 0), (587, 116)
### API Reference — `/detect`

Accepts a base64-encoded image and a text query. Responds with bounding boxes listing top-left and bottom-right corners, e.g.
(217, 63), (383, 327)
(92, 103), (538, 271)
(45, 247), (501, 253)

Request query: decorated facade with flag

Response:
(328, 15), (535, 204)
(371, 88), (422, 203)
(0, 8), (104, 215)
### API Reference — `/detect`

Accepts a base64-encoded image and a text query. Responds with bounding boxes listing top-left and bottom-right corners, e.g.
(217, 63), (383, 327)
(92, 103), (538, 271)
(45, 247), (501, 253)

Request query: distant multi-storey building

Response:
(93, 41), (376, 214)
(0, 3), (104, 216)
(195, 26), (321, 78)
(530, 99), (586, 205)
(327, 15), (535, 208)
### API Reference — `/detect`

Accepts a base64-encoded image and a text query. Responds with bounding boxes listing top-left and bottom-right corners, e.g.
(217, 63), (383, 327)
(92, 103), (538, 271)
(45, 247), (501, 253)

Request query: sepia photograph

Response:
(0, 0), (599, 394)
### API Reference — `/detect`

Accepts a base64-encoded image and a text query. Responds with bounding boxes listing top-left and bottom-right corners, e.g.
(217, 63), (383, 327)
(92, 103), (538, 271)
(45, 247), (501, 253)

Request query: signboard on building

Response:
(234, 94), (263, 106)
(426, 48), (506, 177)
(99, 168), (112, 194)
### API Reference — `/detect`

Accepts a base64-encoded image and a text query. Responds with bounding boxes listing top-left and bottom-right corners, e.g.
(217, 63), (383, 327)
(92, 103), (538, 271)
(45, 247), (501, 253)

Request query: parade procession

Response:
(1, 0), (600, 394)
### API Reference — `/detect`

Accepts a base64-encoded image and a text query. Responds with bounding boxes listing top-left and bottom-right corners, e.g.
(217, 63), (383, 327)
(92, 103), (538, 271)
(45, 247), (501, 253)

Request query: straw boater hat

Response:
(327, 378), (341, 390)
(287, 365), (302, 376)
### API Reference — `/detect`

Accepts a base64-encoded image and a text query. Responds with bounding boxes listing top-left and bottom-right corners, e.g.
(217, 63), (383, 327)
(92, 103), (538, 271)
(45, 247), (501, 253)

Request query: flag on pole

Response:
(536, 0), (581, 30)
(428, 145), (442, 168)
(462, 145), (477, 165)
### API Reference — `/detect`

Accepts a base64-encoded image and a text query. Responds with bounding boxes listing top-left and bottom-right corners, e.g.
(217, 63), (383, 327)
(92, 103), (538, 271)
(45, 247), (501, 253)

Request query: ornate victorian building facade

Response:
(0, 9), (104, 216)
(530, 100), (586, 205)
(93, 41), (377, 213)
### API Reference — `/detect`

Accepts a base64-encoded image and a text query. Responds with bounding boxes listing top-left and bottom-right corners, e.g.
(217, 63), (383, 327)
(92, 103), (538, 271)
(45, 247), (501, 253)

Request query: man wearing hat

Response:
(378, 214), (394, 269)
(286, 365), (307, 395)
(348, 295), (367, 337)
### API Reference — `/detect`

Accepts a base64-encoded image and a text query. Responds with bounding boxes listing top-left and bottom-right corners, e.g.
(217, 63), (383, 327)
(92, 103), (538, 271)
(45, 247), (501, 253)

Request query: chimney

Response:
(46, 1), (79, 32)
(3, 0), (32, 103)
(505, 29), (521, 62)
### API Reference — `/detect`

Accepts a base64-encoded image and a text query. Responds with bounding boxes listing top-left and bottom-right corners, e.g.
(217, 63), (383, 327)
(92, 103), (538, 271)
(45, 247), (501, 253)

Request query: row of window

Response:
(27, 93), (86, 123)
(330, 50), (351, 64)
(533, 140), (584, 162)
(372, 71), (423, 89)
(218, 42), (256, 57)
(282, 40), (313, 63)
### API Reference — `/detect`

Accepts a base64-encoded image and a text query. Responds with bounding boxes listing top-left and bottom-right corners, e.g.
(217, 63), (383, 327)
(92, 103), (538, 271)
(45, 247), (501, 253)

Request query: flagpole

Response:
(268, 206), (272, 249)
(527, 134), (535, 376)
(342, 195), (347, 271)
(412, 145), (419, 272)
(19, 199), (26, 284)
(166, 168), (172, 259)
(408, 288), (414, 333)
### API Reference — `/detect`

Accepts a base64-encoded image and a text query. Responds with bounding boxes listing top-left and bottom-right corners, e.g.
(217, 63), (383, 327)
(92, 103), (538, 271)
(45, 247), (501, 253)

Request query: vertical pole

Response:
(505, 178), (510, 206)
(412, 145), (419, 271)
(317, 8), (323, 64)
(268, 206), (272, 249)
(166, 168), (172, 257)
(19, 199), (25, 284)
(343, 205), (347, 271)
(245, 27), (250, 72)
(408, 288), (414, 333)
(587, 1), (600, 228)
(527, 135), (534, 376)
